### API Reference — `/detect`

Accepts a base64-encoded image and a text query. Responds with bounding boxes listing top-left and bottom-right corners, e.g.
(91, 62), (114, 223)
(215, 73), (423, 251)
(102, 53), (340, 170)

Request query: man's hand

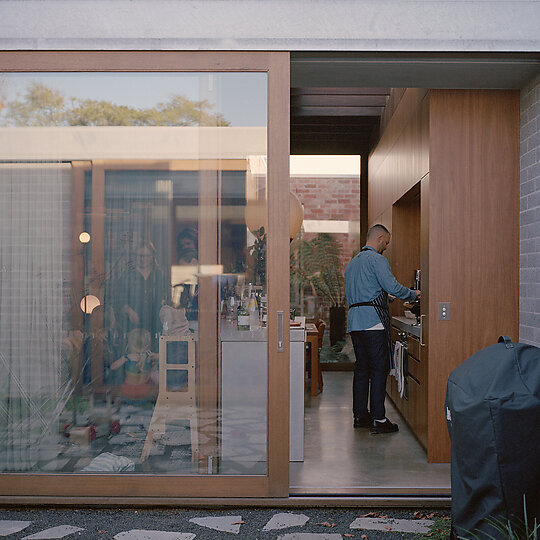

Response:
(413, 290), (421, 300)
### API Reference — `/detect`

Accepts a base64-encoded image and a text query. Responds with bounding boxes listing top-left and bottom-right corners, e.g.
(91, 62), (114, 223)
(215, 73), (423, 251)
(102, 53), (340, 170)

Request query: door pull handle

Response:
(277, 311), (284, 352)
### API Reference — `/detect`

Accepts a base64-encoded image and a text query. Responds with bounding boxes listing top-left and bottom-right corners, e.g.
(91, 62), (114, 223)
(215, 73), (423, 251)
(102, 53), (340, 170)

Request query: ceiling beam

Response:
(292, 95), (388, 107)
(292, 116), (378, 125)
(291, 142), (368, 155)
(292, 125), (374, 133)
(291, 87), (391, 95)
(292, 106), (384, 117)
(291, 127), (374, 134)
(292, 136), (371, 143)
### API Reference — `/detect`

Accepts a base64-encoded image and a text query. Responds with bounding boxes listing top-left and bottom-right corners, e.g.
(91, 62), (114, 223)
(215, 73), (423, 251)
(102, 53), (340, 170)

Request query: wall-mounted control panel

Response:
(438, 302), (450, 321)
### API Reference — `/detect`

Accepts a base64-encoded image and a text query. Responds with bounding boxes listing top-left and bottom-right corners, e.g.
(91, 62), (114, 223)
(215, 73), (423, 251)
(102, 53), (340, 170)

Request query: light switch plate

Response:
(438, 302), (450, 321)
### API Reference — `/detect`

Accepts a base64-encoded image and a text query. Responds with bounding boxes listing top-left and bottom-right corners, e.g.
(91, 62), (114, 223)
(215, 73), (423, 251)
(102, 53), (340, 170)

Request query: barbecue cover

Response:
(445, 336), (540, 538)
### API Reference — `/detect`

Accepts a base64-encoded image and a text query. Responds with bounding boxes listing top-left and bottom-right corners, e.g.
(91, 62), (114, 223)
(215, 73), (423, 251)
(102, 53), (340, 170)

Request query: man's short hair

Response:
(367, 224), (390, 239)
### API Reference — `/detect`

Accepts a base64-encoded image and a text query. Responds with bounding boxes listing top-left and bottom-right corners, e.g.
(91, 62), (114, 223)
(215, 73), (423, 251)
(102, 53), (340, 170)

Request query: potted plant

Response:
(291, 233), (346, 345)
(247, 226), (266, 286)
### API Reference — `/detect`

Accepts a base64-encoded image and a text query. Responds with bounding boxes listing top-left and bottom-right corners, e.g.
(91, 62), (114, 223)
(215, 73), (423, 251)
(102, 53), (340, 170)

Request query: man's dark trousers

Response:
(350, 330), (389, 421)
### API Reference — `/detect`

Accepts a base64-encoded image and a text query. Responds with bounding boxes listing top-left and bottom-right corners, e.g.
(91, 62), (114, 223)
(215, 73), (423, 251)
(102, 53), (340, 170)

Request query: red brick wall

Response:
(291, 175), (361, 272)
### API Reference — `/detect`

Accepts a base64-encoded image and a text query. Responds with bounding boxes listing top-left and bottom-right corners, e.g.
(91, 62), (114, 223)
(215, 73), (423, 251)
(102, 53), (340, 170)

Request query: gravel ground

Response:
(0, 507), (451, 539)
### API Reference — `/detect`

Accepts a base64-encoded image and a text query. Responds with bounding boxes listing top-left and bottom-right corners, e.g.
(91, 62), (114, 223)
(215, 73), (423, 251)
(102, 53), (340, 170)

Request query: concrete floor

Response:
(290, 371), (451, 495)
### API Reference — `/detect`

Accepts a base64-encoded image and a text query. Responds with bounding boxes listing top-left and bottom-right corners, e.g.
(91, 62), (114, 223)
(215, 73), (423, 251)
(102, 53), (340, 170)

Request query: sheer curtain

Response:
(103, 170), (172, 359)
(0, 162), (72, 471)
(104, 170), (172, 279)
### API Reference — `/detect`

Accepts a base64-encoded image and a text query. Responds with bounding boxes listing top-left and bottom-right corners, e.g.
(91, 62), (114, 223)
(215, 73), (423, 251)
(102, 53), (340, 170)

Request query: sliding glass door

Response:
(0, 52), (290, 499)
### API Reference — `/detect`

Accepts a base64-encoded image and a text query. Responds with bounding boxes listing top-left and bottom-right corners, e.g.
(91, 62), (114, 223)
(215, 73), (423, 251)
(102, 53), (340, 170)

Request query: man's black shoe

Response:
(370, 418), (399, 434)
(353, 416), (372, 428)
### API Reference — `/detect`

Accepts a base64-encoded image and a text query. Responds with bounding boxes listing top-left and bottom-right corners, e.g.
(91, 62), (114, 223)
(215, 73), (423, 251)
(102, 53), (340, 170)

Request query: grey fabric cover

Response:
(445, 338), (540, 539)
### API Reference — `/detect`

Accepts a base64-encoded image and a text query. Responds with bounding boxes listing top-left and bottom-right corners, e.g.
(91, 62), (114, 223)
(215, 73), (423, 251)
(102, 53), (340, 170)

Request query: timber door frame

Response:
(0, 51), (291, 500)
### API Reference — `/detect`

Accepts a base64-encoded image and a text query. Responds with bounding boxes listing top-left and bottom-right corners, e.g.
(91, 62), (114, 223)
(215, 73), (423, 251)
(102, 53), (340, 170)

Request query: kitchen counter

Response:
(391, 315), (421, 338)
(220, 319), (305, 342)
(220, 318), (305, 463)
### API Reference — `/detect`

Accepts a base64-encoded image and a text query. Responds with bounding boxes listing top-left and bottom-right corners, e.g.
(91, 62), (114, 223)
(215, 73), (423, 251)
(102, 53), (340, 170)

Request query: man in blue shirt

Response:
(345, 224), (420, 434)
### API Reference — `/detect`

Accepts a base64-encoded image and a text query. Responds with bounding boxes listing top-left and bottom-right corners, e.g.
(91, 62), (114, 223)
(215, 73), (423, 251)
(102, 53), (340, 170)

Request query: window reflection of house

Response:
(0, 122), (268, 474)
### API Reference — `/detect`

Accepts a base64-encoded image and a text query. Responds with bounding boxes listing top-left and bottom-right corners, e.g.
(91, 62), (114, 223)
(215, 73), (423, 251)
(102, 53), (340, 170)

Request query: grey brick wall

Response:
(520, 71), (540, 345)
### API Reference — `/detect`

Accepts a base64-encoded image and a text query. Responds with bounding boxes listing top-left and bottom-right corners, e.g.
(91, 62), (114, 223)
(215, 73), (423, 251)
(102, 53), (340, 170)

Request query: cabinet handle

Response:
(420, 314), (426, 346)
(277, 311), (284, 352)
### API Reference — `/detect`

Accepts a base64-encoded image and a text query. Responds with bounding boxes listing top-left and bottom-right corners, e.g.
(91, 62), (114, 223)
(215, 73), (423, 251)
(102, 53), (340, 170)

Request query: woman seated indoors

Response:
(111, 328), (158, 402)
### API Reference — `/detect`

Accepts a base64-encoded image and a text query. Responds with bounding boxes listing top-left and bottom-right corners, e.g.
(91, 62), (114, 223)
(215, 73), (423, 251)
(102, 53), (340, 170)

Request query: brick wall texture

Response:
(520, 71), (540, 345)
(291, 174), (361, 273)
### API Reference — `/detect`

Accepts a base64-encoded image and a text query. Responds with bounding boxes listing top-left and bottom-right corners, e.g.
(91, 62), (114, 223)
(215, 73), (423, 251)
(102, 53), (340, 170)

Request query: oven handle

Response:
(397, 331), (408, 348)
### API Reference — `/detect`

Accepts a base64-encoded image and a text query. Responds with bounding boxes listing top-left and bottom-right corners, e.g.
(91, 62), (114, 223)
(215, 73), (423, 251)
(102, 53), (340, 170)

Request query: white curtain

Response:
(0, 162), (71, 471)
(103, 170), (172, 359)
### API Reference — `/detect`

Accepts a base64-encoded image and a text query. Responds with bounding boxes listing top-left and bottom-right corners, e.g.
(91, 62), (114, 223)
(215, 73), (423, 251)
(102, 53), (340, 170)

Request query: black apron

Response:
(348, 247), (394, 370)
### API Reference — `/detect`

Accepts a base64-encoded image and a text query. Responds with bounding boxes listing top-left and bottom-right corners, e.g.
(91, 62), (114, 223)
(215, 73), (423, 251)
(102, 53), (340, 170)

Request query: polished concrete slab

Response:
(290, 371), (451, 495)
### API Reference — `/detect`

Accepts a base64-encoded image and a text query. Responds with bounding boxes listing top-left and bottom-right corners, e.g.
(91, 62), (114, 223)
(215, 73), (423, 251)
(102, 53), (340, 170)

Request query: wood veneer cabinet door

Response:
(406, 336), (428, 448)
(0, 51), (291, 501)
(370, 88), (519, 463)
(407, 376), (428, 449)
(428, 90), (519, 463)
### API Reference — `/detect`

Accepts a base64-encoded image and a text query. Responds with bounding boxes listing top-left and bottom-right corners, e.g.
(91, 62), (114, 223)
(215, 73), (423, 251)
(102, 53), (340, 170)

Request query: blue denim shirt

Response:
(345, 246), (417, 332)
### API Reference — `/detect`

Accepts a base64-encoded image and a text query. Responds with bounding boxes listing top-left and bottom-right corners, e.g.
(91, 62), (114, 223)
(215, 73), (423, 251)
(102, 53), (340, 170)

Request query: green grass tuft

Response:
(419, 517), (452, 539)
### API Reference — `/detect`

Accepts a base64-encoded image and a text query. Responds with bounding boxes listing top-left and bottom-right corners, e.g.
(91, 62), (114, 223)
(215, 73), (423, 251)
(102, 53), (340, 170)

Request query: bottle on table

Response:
(248, 291), (259, 330)
(260, 295), (267, 327)
(226, 296), (236, 323)
(237, 296), (250, 331)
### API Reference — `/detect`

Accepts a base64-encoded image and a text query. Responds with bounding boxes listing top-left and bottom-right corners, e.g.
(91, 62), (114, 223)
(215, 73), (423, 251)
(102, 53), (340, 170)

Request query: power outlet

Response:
(438, 302), (450, 321)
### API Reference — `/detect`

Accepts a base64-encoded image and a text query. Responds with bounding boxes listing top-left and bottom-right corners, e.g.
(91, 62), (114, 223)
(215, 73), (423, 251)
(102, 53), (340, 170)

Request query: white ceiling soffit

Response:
(291, 53), (540, 90)
(1, 1), (540, 53)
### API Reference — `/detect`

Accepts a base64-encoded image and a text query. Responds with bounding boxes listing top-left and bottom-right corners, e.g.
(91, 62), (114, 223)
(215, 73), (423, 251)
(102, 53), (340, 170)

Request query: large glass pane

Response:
(289, 155), (361, 366)
(0, 72), (268, 474)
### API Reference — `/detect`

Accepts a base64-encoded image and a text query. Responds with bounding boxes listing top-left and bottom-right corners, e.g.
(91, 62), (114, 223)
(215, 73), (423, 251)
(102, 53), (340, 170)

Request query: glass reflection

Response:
(0, 72), (267, 474)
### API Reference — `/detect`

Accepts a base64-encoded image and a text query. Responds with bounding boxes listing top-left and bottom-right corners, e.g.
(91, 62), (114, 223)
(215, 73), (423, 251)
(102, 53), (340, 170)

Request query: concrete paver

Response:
(114, 531), (195, 540)
(350, 518), (434, 534)
(189, 515), (243, 534)
(22, 525), (85, 539)
(263, 513), (310, 531)
(0, 520), (32, 536)
(277, 534), (343, 540)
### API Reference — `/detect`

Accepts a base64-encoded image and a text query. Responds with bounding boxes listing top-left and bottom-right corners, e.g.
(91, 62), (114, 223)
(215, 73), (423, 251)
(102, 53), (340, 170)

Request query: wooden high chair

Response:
(141, 335), (198, 461)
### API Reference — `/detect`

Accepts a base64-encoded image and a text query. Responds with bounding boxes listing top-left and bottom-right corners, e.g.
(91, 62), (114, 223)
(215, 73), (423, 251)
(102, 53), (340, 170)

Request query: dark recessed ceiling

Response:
(291, 87), (388, 155)
(290, 52), (540, 155)
(291, 52), (540, 89)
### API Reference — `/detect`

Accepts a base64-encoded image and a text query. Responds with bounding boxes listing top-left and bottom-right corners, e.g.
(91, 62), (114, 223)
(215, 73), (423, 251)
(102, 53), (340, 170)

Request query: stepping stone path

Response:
(23, 526), (85, 539)
(114, 532), (195, 540)
(0, 512), (439, 538)
(0, 521), (31, 536)
(263, 513), (310, 531)
(350, 517), (434, 534)
(278, 535), (342, 540)
(189, 516), (244, 534)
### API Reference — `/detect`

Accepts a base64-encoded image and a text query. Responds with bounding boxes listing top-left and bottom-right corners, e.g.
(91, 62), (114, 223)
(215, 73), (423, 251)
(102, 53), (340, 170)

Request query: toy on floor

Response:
(63, 390), (121, 443)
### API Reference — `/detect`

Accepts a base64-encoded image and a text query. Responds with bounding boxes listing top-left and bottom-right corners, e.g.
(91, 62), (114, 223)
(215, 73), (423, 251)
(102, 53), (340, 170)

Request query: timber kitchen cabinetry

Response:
(405, 334), (428, 448)
(369, 89), (519, 462)
(389, 323), (428, 449)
